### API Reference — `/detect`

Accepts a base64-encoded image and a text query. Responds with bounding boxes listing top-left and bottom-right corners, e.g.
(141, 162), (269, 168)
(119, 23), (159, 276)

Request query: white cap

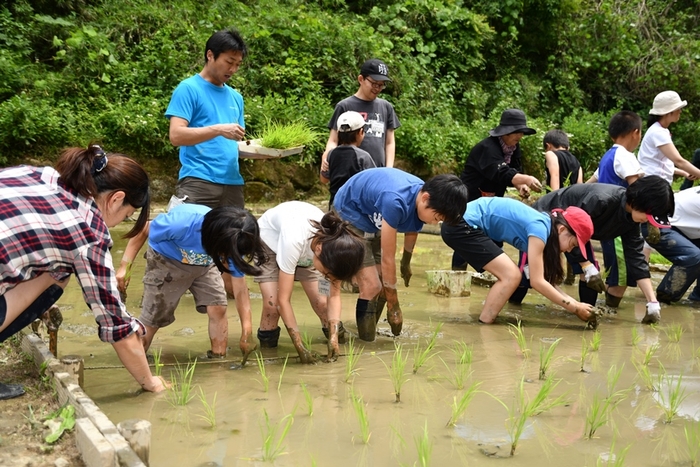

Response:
(337, 111), (366, 132)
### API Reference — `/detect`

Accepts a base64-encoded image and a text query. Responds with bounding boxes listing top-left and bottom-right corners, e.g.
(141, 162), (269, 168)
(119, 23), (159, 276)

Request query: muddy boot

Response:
(356, 298), (378, 342)
(322, 321), (347, 344)
(0, 383), (24, 401)
(605, 291), (622, 308)
(257, 327), (281, 348)
(578, 281), (599, 306)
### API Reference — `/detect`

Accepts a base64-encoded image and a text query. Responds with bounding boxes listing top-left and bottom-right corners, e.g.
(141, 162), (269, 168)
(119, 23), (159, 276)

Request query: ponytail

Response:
(310, 211), (364, 281)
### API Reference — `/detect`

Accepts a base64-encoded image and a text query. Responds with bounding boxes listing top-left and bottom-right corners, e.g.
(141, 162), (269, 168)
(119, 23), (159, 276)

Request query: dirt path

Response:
(0, 335), (83, 467)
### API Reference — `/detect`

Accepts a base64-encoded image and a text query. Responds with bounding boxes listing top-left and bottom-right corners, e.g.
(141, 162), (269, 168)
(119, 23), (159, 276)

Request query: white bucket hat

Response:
(649, 91), (687, 115)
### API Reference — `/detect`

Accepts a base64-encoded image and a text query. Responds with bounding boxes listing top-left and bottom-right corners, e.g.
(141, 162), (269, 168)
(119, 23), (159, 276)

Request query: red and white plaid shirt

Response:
(0, 165), (142, 343)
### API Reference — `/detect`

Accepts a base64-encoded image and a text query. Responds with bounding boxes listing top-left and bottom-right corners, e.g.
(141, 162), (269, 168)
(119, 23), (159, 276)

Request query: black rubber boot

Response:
(578, 281), (599, 306)
(257, 327), (281, 348)
(0, 383), (24, 401)
(0, 285), (63, 343)
(605, 291), (622, 308)
(374, 295), (387, 324)
(357, 299), (378, 342)
(322, 321), (347, 344)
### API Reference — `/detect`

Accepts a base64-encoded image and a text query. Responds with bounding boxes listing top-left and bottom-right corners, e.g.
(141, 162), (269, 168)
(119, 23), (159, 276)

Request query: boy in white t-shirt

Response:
(587, 111), (644, 187)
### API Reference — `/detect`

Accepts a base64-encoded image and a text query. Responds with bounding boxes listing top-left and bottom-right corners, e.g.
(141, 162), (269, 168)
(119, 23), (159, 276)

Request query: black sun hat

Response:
(489, 109), (536, 137)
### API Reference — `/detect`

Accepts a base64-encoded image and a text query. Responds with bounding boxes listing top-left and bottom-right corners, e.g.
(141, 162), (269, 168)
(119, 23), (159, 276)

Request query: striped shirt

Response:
(0, 165), (142, 342)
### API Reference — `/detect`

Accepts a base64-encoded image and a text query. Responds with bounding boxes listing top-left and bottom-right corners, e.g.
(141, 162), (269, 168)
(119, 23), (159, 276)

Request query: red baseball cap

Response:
(553, 207), (594, 259)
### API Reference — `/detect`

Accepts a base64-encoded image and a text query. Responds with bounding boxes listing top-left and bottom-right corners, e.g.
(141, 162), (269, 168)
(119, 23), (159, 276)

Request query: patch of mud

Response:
(62, 323), (95, 336)
(173, 327), (195, 336)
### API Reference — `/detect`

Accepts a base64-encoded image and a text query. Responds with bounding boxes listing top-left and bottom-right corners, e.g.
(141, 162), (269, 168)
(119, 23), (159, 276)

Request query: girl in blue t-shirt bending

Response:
(441, 197), (595, 326)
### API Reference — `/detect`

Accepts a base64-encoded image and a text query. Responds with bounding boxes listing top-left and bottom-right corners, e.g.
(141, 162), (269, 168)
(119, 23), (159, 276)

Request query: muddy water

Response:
(53, 226), (700, 466)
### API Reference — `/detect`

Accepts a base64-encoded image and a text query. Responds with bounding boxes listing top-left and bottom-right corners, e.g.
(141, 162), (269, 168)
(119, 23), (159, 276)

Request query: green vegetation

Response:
(251, 119), (324, 151)
(167, 359), (197, 406)
(277, 354), (289, 392)
(657, 373), (688, 424)
(584, 365), (628, 439)
(580, 335), (589, 372)
(412, 321), (443, 374)
(300, 381), (313, 417)
(414, 421), (433, 467)
(3, 0), (700, 182)
(260, 409), (294, 461)
(589, 331), (602, 352)
(597, 436), (631, 467)
(151, 347), (164, 377)
(684, 422), (700, 466)
(508, 320), (530, 359)
(446, 381), (481, 427)
(382, 342), (410, 403)
(631, 327), (641, 347)
(350, 388), (371, 444)
(538, 338), (561, 380)
(344, 335), (363, 383)
(197, 388), (217, 428)
(255, 351), (270, 393)
(663, 324), (684, 343)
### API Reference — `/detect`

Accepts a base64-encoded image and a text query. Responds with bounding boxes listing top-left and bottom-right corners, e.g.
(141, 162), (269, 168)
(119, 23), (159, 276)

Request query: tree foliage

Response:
(0, 0), (698, 176)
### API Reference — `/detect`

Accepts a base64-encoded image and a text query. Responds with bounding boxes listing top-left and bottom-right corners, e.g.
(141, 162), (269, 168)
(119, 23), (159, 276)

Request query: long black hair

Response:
(201, 206), (267, 276)
(542, 213), (574, 284)
(309, 211), (364, 282)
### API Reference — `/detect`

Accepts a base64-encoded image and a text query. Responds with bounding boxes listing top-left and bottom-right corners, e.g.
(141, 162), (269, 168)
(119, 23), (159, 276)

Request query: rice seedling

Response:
(580, 335), (590, 372)
(642, 342), (661, 366)
(301, 329), (314, 350)
(151, 346), (164, 377)
(507, 319), (530, 358)
(344, 335), (363, 383)
(277, 354), (289, 392)
(528, 375), (569, 416)
(412, 321), (443, 374)
(584, 392), (616, 439)
(415, 420), (433, 467)
(251, 119), (324, 150)
(259, 409), (294, 461)
(381, 342), (410, 402)
(350, 388), (371, 444)
(597, 436), (631, 467)
(539, 338), (561, 380)
(167, 358), (197, 406)
(255, 351), (270, 392)
(633, 360), (660, 392)
(663, 323), (684, 343)
(657, 372), (688, 424)
(437, 342), (473, 390)
(446, 380), (482, 427)
(631, 327), (641, 347)
(196, 388), (217, 428)
(300, 381), (313, 417)
(605, 364), (625, 398)
(684, 421), (700, 466)
(589, 330), (602, 351)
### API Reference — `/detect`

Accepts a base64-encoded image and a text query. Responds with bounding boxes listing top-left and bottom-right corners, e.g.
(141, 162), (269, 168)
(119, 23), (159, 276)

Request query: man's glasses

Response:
(365, 78), (387, 90)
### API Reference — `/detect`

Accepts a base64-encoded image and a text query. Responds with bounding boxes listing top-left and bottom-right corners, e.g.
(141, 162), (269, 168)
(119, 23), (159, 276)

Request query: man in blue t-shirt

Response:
(333, 168), (468, 341)
(165, 29), (248, 209)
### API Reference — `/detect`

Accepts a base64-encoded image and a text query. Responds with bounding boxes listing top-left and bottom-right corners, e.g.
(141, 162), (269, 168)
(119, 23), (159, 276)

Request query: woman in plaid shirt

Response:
(0, 145), (167, 399)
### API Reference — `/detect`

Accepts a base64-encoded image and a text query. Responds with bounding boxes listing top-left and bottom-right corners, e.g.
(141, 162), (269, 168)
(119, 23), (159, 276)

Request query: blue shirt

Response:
(597, 146), (629, 187)
(333, 168), (424, 233)
(464, 197), (551, 252)
(165, 74), (245, 185)
(149, 203), (243, 276)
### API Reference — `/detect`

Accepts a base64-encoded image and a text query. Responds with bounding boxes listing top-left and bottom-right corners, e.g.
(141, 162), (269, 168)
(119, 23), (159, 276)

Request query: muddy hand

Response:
(400, 251), (413, 287)
(645, 225), (661, 244)
(383, 286), (403, 336)
(239, 332), (258, 367)
(287, 327), (319, 364)
(326, 320), (340, 362)
(586, 274), (606, 293)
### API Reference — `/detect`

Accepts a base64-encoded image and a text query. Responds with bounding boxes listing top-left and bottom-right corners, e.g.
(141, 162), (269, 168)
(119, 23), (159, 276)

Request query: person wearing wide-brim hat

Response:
(459, 108), (543, 204)
(638, 90), (700, 186)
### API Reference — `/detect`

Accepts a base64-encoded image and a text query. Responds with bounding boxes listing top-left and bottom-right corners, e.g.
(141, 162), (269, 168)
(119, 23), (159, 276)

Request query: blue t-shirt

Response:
(165, 74), (245, 186)
(333, 168), (424, 233)
(464, 197), (551, 252)
(148, 203), (243, 277)
(597, 146), (628, 187)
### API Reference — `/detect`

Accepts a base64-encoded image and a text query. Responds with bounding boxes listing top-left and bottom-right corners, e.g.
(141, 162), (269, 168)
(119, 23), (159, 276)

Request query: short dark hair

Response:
(337, 128), (363, 146)
(608, 111), (642, 139)
(204, 29), (248, 63)
(201, 206), (266, 276)
(543, 129), (569, 150)
(421, 174), (468, 225)
(310, 211), (364, 281)
(626, 175), (674, 218)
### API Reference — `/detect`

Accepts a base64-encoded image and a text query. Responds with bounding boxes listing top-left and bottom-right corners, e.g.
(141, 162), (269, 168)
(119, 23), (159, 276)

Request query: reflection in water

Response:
(47, 226), (700, 466)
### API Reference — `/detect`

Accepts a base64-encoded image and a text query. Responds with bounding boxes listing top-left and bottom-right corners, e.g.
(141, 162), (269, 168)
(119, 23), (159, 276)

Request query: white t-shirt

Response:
(638, 121), (674, 184)
(670, 188), (700, 239)
(258, 201), (323, 275)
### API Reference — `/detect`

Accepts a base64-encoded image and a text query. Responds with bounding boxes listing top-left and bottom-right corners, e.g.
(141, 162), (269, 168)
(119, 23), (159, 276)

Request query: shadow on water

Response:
(51, 226), (700, 466)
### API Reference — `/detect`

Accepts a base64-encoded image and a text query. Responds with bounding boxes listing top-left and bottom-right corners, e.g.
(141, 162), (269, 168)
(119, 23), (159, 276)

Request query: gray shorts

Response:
(345, 223), (382, 268)
(140, 246), (227, 328)
(253, 242), (322, 283)
(176, 176), (244, 209)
